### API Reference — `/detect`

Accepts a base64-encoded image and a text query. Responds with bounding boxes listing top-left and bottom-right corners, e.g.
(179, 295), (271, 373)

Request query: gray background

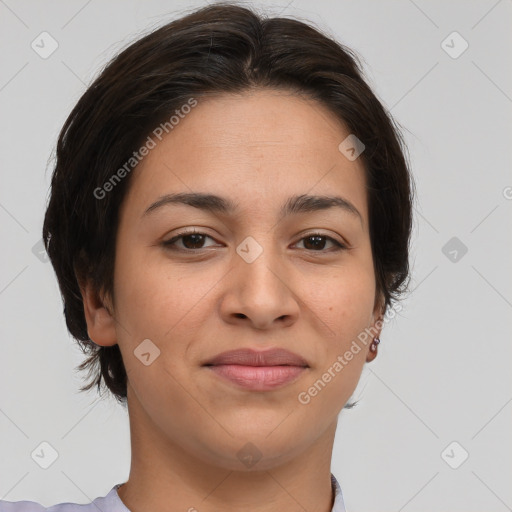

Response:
(1, 1), (511, 511)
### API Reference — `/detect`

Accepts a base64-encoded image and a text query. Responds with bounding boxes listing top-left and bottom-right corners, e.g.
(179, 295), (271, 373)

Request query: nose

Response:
(219, 241), (300, 330)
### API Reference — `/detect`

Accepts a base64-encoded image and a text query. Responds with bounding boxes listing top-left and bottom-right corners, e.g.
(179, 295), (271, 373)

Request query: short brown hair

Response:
(43, 2), (414, 405)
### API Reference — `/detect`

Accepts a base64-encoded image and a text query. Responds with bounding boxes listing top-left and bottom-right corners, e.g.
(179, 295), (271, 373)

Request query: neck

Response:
(117, 386), (338, 512)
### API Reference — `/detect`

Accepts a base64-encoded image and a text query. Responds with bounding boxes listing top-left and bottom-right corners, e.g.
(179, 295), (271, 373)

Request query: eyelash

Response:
(162, 229), (347, 254)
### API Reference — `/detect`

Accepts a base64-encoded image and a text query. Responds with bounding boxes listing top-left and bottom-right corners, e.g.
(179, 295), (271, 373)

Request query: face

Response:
(83, 88), (383, 471)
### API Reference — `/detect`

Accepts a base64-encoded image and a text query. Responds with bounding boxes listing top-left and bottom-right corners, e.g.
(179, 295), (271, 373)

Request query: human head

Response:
(43, 2), (413, 411)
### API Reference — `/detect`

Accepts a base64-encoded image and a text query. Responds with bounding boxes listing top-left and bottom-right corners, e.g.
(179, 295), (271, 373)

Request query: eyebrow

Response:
(143, 192), (362, 223)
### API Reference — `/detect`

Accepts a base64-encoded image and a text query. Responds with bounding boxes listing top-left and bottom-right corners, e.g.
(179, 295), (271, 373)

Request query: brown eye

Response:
(178, 233), (208, 249)
(162, 230), (218, 251)
(295, 234), (345, 252)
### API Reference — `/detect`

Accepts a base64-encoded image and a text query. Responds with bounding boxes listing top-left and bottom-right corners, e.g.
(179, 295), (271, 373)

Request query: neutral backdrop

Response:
(0, 1), (511, 511)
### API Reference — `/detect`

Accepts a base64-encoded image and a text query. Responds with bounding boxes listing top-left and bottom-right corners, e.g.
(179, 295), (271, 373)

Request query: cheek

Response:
(113, 247), (220, 343)
(298, 273), (375, 410)
(311, 262), (376, 338)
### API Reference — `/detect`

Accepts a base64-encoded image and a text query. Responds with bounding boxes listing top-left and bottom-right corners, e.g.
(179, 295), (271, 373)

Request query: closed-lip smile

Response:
(203, 347), (309, 367)
(203, 348), (309, 391)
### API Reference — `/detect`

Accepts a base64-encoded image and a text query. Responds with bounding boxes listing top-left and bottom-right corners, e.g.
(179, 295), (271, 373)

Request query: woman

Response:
(0, 2), (413, 511)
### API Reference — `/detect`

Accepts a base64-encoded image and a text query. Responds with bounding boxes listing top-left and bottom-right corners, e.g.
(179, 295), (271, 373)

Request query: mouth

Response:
(203, 347), (309, 367)
(202, 348), (309, 391)
(204, 364), (308, 391)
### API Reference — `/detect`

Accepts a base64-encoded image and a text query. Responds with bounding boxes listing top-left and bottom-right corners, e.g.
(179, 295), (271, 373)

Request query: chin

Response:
(193, 427), (313, 472)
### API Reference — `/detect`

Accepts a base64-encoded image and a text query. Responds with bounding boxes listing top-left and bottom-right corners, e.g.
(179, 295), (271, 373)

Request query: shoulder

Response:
(0, 500), (46, 512)
(0, 485), (125, 512)
(0, 499), (98, 512)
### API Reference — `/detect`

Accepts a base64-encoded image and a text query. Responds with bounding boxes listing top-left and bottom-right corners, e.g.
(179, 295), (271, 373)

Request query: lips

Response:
(203, 348), (309, 367)
(203, 348), (309, 391)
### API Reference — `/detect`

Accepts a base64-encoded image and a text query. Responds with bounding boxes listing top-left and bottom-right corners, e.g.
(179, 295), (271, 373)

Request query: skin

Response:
(80, 88), (384, 512)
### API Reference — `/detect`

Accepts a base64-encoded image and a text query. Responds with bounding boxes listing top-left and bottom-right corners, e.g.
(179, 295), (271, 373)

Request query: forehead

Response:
(172, 88), (351, 154)
(122, 89), (368, 225)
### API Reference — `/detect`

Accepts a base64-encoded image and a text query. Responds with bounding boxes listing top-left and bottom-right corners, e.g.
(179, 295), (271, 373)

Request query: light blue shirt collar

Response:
(331, 473), (347, 512)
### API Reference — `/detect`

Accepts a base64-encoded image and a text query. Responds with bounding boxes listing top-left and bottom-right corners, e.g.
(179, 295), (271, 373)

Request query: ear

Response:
(77, 271), (118, 347)
(365, 293), (385, 363)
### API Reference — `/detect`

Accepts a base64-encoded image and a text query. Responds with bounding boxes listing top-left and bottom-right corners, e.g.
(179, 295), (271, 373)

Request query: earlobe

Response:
(365, 301), (385, 363)
(365, 337), (381, 362)
(78, 276), (118, 347)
